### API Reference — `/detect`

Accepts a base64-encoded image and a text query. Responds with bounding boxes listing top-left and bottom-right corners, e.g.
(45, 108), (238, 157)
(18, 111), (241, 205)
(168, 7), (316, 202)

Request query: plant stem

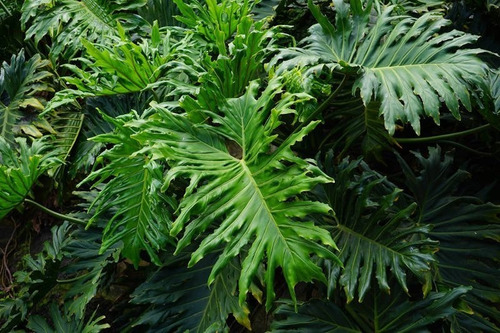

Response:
(396, 124), (491, 144)
(436, 140), (492, 156)
(0, 1), (12, 16)
(24, 199), (87, 226)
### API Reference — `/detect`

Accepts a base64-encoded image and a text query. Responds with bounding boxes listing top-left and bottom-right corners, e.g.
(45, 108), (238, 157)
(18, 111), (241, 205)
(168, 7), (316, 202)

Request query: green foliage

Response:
(1, 0), (499, 331)
(0, 137), (61, 220)
(43, 22), (201, 113)
(82, 112), (174, 266)
(173, 0), (253, 52)
(133, 78), (340, 308)
(131, 253), (251, 332)
(0, 50), (52, 145)
(272, 285), (471, 332)
(0, 222), (73, 332)
(398, 146), (500, 330)
(274, 0), (489, 135)
(318, 152), (436, 303)
(70, 94), (149, 176)
(138, 0), (181, 27)
(27, 304), (109, 333)
(21, 0), (148, 59)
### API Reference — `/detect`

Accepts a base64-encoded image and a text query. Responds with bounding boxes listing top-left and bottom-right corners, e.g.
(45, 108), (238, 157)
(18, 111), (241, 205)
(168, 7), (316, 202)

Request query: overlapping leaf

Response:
(173, 0), (253, 52)
(0, 50), (52, 146)
(133, 78), (340, 308)
(21, 0), (147, 59)
(44, 23), (201, 114)
(273, 0), (488, 134)
(317, 152), (436, 303)
(131, 253), (250, 332)
(0, 137), (61, 220)
(398, 146), (500, 331)
(272, 284), (470, 332)
(81, 113), (174, 266)
(27, 304), (109, 333)
(70, 94), (149, 176)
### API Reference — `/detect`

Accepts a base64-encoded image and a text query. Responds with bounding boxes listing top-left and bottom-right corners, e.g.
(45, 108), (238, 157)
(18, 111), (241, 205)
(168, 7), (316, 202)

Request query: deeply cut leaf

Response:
(131, 253), (250, 332)
(318, 152), (436, 303)
(133, 78), (341, 308)
(274, 0), (488, 134)
(82, 112), (174, 266)
(0, 137), (61, 220)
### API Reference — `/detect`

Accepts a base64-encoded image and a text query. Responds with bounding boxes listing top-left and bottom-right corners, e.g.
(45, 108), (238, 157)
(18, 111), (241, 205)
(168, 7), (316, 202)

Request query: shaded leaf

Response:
(131, 253), (250, 332)
(398, 146), (500, 331)
(272, 285), (470, 332)
(318, 152), (436, 302)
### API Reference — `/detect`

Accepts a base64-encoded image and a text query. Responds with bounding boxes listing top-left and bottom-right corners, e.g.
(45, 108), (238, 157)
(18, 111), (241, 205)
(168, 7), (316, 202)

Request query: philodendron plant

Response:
(0, 0), (499, 332)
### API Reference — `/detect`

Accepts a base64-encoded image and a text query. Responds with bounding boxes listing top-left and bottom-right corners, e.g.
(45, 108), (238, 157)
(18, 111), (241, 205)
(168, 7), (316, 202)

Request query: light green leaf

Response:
(274, 0), (488, 135)
(81, 112), (174, 266)
(44, 25), (201, 113)
(133, 78), (341, 308)
(0, 137), (61, 220)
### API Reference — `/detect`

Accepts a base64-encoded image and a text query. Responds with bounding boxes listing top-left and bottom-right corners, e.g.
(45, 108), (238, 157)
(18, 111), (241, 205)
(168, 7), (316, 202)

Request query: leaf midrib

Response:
(336, 224), (405, 258)
(79, 0), (115, 30)
(239, 159), (290, 252)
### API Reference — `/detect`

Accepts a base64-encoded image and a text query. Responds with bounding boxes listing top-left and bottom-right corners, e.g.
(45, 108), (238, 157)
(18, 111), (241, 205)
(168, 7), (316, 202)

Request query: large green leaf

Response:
(21, 0), (147, 59)
(131, 253), (250, 332)
(398, 146), (500, 331)
(0, 137), (61, 220)
(82, 112), (174, 266)
(318, 152), (436, 303)
(273, 0), (489, 135)
(272, 285), (470, 332)
(133, 78), (340, 308)
(0, 50), (52, 146)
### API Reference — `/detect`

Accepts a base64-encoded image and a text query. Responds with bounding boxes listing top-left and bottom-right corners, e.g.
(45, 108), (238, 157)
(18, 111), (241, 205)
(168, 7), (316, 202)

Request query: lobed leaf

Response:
(133, 78), (341, 308)
(273, 0), (489, 135)
(81, 112), (174, 266)
(318, 152), (436, 302)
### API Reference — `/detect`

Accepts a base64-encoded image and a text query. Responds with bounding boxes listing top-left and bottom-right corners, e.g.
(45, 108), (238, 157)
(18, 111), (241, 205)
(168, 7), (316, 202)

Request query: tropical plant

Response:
(21, 0), (148, 60)
(1, 0), (499, 331)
